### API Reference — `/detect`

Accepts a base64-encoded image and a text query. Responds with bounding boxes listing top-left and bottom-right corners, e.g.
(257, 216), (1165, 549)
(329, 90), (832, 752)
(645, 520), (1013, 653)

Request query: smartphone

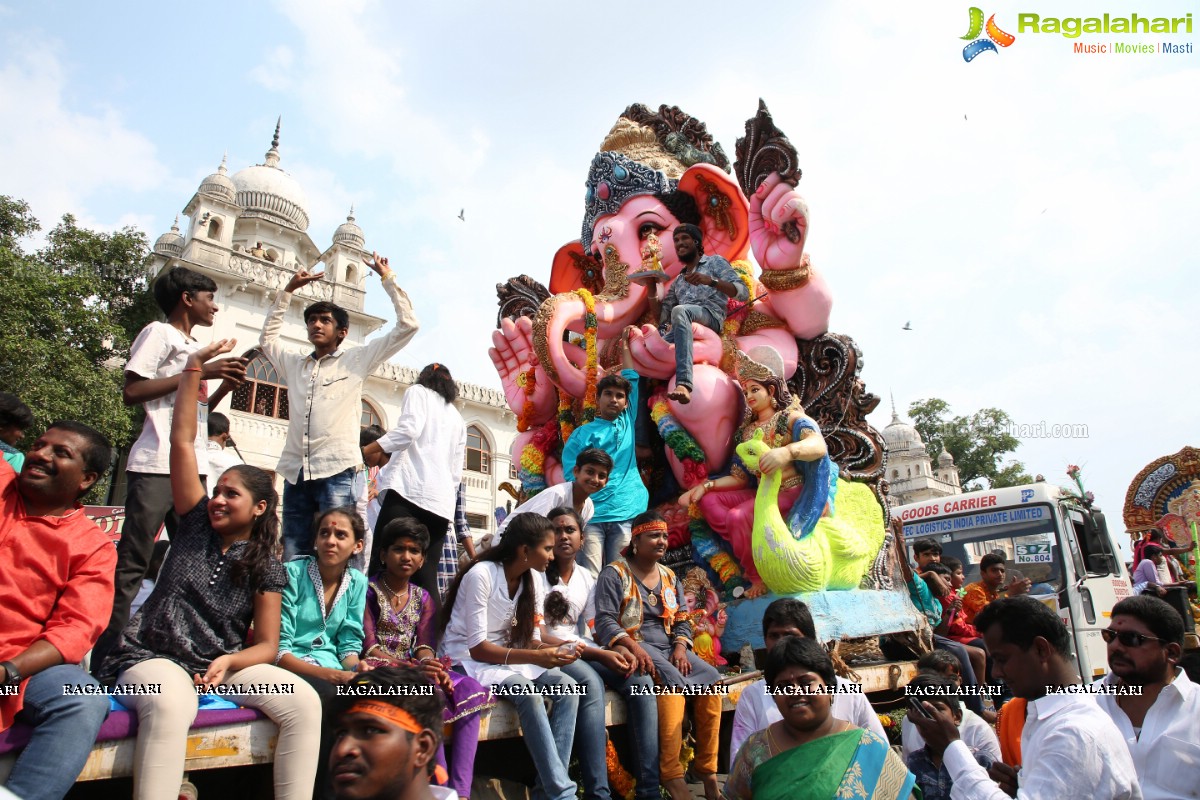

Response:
(240, 347), (261, 361)
(908, 696), (934, 719)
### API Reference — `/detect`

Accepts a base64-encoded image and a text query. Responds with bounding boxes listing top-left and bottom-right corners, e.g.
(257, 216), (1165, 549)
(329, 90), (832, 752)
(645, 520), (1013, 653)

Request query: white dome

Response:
(153, 217), (184, 257)
(230, 120), (310, 232)
(938, 447), (955, 466)
(333, 209), (365, 248)
(883, 411), (925, 452)
(199, 155), (236, 202)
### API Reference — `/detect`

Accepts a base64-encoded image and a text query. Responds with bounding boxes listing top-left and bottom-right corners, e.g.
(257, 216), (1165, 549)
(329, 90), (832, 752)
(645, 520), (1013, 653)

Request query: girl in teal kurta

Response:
(277, 506), (368, 800)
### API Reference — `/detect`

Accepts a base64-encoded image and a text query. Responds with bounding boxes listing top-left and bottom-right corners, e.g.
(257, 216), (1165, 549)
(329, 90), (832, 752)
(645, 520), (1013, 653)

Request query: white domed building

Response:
(138, 121), (518, 542)
(883, 403), (962, 506)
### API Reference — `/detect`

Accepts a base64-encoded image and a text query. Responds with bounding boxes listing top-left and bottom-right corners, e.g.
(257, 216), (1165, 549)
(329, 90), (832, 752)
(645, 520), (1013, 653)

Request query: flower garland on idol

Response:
(649, 391), (707, 488)
(557, 288), (600, 443)
(516, 353), (538, 433)
(517, 419), (559, 497)
(722, 260), (757, 337)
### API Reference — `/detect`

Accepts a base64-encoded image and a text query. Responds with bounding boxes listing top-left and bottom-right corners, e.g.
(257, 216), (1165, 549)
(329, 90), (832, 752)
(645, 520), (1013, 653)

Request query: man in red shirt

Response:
(1, 422), (117, 800)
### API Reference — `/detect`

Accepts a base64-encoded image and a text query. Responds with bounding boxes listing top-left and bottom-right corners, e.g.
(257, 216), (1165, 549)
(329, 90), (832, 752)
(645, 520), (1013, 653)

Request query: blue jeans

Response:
(6, 665), (109, 800)
(281, 467), (359, 561)
(559, 660), (611, 800)
(500, 670), (579, 800)
(664, 304), (722, 390)
(578, 520), (632, 577)
(587, 661), (659, 799)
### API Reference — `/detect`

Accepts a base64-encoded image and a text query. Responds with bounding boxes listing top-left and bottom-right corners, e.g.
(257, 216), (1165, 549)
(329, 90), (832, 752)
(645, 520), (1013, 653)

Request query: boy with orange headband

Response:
(328, 666), (454, 800)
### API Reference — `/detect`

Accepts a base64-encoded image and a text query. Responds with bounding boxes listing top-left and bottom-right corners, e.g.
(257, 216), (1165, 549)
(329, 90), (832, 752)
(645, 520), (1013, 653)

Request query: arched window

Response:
(892, 469), (899, 480)
(466, 425), (490, 474)
(230, 354), (289, 419)
(207, 217), (222, 240)
(346, 264), (358, 286)
(361, 399), (382, 429)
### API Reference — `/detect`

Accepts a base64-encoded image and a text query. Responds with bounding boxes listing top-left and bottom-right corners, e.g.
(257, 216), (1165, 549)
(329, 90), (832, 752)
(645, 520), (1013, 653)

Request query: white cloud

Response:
(0, 36), (171, 235)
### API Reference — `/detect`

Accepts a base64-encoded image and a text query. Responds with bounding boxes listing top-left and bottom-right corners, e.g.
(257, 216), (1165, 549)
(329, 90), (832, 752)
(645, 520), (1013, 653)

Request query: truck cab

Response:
(895, 483), (1131, 681)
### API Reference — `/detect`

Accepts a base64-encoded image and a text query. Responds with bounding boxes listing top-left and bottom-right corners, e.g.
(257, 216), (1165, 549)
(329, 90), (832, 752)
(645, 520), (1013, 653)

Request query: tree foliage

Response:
(908, 398), (1032, 491)
(0, 195), (161, 498)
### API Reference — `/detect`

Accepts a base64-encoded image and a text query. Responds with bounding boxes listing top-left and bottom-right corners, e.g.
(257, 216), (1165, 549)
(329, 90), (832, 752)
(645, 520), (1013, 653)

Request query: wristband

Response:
(183, 367), (202, 373)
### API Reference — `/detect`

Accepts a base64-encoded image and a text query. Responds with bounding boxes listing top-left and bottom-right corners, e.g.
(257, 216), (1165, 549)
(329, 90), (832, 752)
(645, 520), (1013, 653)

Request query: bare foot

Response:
(702, 773), (720, 800)
(745, 580), (769, 599)
(663, 778), (691, 800)
(668, 384), (692, 404)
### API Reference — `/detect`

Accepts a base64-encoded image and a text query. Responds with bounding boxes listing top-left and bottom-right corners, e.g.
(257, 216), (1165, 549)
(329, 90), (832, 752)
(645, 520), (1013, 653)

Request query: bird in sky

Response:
(902, 321), (912, 331)
(963, 114), (968, 121)
(458, 209), (465, 221)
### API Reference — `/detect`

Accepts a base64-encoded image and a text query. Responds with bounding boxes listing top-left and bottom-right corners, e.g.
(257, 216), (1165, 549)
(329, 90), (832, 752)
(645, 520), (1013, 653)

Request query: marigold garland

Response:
(605, 738), (635, 800)
(649, 393), (707, 488)
(575, 288), (599, 422)
(722, 259), (757, 337)
(557, 388), (576, 446)
(516, 354), (538, 433)
(517, 419), (559, 497)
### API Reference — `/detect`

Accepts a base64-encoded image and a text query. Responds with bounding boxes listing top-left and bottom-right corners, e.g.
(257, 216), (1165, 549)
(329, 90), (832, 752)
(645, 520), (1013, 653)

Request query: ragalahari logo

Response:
(962, 8), (1016, 61)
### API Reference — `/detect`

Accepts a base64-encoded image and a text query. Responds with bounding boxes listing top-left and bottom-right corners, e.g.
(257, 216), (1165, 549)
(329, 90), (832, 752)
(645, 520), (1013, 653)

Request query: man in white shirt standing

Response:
(1094, 595), (1199, 800)
(205, 412), (242, 490)
(729, 598), (885, 759)
(911, 596), (1142, 799)
(260, 254), (418, 561)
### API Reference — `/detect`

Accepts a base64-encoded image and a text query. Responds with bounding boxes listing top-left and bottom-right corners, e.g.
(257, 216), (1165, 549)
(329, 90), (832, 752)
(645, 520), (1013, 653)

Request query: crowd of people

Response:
(2, 233), (1199, 800)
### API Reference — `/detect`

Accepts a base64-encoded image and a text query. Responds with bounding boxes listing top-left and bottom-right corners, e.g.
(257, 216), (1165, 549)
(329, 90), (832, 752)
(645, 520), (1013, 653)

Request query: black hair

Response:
(372, 517), (431, 575)
(417, 363), (458, 405)
(573, 447), (614, 474)
(979, 553), (1006, 572)
(544, 505), (584, 587)
(764, 635), (836, 689)
(0, 392), (33, 431)
(146, 539), (171, 583)
(624, 510), (666, 558)
(152, 267), (217, 316)
(303, 301), (350, 331)
(46, 421), (112, 484)
(220, 465), (280, 589)
(917, 649), (963, 675)
(360, 424), (386, 447)
(925, 562), (953, 579)
(655, 190), (701, 228)
(329, 665), (445, 777)
(1143, 544), (1163, 559)
(1111, 595), (1185, 646)
(207, 412), (231, 438)
(912, 537), (942, 557)
(907, 672), (964, 718)
(974, 596), (1071, 657)
(311, 506), (367, 561)
(542, 591), (572, 629)
(595, 373), (632, 401)
(941, 556), (963, 574)
(441, 512), (553, 648)
(761, 597), (817, 640)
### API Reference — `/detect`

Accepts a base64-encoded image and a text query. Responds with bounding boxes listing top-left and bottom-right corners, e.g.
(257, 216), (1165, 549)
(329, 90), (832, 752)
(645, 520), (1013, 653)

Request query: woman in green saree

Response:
(723, 637), (918, 800)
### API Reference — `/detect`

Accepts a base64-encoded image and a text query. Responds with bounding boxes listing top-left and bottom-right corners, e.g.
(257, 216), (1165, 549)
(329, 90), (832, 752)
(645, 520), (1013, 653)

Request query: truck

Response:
(893, 482), (1130, 681)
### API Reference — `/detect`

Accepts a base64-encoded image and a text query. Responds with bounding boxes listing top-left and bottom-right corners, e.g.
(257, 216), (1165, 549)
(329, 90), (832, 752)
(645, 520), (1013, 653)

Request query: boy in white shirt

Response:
(93, 267), (246, 671)
(496, 448), (613, 537)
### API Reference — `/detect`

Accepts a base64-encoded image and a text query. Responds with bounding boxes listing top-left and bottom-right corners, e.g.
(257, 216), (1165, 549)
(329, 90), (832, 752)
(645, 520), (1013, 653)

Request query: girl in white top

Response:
(440, 513), (581, 800)
(365, 363), (466, 615)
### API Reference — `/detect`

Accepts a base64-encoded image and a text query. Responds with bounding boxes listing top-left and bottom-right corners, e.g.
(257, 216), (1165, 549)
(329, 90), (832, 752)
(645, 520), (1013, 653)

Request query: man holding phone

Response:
(910, 597), (1140, 799)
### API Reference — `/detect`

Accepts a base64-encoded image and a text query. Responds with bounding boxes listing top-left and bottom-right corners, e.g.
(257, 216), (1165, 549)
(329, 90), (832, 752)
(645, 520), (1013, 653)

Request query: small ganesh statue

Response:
(681, 567), (728, 667)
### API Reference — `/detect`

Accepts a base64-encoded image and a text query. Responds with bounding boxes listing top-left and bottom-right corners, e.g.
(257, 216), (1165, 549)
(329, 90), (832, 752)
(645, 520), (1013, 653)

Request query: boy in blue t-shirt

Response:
(561, 339), (648, 576)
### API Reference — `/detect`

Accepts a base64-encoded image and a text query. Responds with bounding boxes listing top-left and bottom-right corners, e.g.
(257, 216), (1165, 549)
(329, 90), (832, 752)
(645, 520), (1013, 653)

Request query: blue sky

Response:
(2, 1), (1197, 529)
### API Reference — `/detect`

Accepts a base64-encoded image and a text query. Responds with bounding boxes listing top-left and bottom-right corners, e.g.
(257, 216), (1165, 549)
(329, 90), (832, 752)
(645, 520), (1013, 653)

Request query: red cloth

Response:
(0, 461), (117, 730)
(938, 595), (981, 643)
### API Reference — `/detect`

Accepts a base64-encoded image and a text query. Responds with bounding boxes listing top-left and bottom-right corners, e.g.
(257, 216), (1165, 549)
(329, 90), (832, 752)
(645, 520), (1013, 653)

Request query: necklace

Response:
(378, 574), (410, 613)
(633, 570), (660, 607)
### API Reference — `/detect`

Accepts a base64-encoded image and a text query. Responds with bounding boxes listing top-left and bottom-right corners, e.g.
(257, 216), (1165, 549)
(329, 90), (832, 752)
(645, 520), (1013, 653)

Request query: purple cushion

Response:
(0, 708), (267, 755)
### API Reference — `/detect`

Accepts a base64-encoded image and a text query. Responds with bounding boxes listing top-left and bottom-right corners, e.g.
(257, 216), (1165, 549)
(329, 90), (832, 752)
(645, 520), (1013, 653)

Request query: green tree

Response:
(0, 195), (161, 499)
(908, 398), (1032, 491)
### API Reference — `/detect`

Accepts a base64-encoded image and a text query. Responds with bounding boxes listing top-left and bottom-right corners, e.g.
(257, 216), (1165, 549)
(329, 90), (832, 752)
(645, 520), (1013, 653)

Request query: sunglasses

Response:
(1100, 629), (1165, 648)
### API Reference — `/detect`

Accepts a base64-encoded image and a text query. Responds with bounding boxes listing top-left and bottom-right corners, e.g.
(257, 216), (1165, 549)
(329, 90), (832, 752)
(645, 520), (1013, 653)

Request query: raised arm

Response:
(172, 339), (237, 515)
(258, 268), (323, 372)
(356, 253), (421, 370)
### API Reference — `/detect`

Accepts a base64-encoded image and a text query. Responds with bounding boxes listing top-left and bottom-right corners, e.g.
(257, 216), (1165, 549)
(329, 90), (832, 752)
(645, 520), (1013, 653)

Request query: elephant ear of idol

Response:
(734, 99), (803, 244)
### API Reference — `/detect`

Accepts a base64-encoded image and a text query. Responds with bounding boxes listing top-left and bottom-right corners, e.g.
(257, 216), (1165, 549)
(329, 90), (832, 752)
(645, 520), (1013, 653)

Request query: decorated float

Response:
(489, 101), (926, 657)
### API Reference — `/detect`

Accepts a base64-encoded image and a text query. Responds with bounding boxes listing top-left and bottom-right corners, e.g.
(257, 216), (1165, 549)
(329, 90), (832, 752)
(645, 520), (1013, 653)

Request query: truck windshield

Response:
(904, 503), (1063, 594)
